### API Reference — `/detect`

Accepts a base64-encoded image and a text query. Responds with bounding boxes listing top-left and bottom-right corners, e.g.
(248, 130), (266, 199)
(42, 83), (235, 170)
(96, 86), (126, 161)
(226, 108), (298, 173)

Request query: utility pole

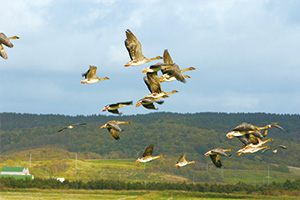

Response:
(267, 163), (270, 184)
(75, 153), (78, 169)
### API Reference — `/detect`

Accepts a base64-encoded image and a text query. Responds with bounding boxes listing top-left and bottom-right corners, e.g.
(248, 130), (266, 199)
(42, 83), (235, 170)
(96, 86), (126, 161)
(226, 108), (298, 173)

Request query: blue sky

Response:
(1, 0), (300, 116)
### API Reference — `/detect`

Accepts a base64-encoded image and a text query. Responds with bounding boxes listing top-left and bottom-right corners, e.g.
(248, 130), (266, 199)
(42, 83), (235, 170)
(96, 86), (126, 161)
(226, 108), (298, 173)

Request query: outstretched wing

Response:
(125, 29), (144, 60)
(163, 49), (174, 64)
(86, 66), (98, 79)
(0, 44), (8, 59)
(58, 127), (67, 132)
(145, 72), (162, 94)
(233, 122), (257, 132)
(107, 127), (120, 140)
(210, 154), (222, 168)
(178, 154), (186, 163)
(143, 144), (154, 157)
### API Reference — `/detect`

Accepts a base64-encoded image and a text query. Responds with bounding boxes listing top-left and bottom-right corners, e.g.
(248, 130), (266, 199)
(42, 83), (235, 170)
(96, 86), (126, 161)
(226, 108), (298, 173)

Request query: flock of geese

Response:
(1, 29), (287, 169)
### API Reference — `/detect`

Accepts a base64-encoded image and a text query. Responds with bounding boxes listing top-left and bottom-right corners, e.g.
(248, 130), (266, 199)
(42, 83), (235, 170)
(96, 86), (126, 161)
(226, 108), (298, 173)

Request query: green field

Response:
(1, 156), (299, 184)
(1, 189), (299, 200)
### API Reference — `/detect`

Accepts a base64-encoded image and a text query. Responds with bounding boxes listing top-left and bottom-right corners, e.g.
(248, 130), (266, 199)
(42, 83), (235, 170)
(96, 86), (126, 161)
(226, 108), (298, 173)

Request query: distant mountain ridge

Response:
(1, 112), (300, 168)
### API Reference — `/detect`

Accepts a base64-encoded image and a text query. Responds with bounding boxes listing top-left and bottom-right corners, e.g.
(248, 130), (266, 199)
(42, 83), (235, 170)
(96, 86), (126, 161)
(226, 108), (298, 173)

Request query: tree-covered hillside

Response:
(1, 112), (300, 169)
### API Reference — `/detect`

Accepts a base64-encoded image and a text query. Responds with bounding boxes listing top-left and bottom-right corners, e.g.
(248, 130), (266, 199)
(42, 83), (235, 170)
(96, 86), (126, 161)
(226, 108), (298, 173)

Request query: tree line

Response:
(1, 177), (300, 195)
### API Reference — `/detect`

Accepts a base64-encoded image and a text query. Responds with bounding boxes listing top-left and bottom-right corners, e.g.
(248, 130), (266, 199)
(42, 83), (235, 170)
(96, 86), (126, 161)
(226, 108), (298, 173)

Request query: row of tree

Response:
(1, 177), (300, 195)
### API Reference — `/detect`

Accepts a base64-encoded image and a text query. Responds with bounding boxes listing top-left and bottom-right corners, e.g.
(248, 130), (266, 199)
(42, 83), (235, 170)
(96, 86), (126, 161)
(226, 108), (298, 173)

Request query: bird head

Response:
(204, 151), (211, 156)
(136, 100), (143, 107)
(226, 131), (235, 139)
(102, 105), (109, 111)
(100, 124), (108, 129)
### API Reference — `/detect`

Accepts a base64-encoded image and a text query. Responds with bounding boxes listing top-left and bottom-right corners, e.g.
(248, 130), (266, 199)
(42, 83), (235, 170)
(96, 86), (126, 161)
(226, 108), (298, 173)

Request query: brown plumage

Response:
(124, 29), (162, 66)
(0, 33), (19, 59)
(204, 148), (232, 168)
(102, 101), (133, 115)
(101, 120), (132, 140)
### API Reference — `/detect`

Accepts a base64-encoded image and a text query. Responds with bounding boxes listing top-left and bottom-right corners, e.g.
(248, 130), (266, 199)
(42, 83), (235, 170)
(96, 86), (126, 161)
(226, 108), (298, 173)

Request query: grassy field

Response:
(1, 189), (300, 200)
(1, 157), (299, 184)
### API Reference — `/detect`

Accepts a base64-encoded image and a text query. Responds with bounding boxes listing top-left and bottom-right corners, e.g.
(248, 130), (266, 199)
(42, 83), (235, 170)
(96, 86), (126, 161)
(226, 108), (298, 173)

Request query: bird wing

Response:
(211, 149), (229, 157)
(0, 44), (8, 59)
(107, 121), (122, 132)
(246, 133), (260, 145)
(210, 154), (222, 168)
(125, 29), (144, 60)
(163, 65), (186, 83)
(143, 144), (154, 157)
(272, 123), (286, 131)
(117, 101), (133, 106)
(107, 127), (120, 140)
(0, 33), (13, 48)
(108, 109), (120, 115)
(58, 127), (67, 132)
(146, 72), (162, 94)
(178, 154), (186, 163)
(86, 66), (98, 79)
(143, 76), (153, 93)
(233, 122), (257, 132)
(142, 103), (157, 110)
(237, 136), (250, 145)
(163, 49), (174, 64)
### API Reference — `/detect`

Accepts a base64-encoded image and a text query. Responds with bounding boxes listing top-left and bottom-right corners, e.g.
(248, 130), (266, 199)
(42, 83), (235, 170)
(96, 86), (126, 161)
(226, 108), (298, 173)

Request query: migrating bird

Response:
(57, 123), (87, 132)
(204, 148), (233, 168)
(124, 29), (162, 67)
(159, 49), (196, 83)
(174, 154), (196, 168)
(102, 101), (133, 115)
(136, 144), (165, 164)
(261, 145), (287, 154)
(0, 33), (19, 59)
(143, 63), (178, 98)
(236, 138), (273, 156)
(136, 96), (166, 110)
(81, 65), (109, 84)
(101, 120), (132, 140)
(226, 122), (285, 140)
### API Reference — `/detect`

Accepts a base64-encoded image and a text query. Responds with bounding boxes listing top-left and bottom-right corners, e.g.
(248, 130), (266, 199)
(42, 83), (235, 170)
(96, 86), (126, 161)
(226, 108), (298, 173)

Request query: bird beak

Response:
(142, 68), (148, 74)
(226, 132), (234, 139)
(136, 102), (142, 107)
(136, 160), (140, 164)
(174, 164), (178, 167)
(204, 152), (210, 156)
(102, 107), (109, 111)
(100, 125), (106, 128)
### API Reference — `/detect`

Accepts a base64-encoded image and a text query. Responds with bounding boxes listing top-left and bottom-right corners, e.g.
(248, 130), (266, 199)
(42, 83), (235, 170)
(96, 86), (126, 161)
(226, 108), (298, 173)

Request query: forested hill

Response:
(1, 112), (300, 168)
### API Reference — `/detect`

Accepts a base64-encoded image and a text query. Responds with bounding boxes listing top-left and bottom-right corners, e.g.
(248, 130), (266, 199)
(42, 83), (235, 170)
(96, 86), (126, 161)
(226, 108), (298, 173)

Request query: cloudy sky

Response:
(1, 0), (300, 116)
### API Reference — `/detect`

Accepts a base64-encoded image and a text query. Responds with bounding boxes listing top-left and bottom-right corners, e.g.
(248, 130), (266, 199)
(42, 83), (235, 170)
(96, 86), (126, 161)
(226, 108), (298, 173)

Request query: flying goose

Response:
(261, 145), (287, 154)
(101, 120), (132, 140)
(136, 95), (167, 110)
(102, 101), (133, 115)
(124, 29), (162, 67)
(204, 148), (232, 168)
(159, 49), (196, 83)
(136, 144), (165, 163)
(81, 65), (109, 84)
(237, 138), (273, 156)
(174, 154), (196, 168)
(58, 123), (87, 132)
(0, 33), (19, 59)
(143, 65), (178, 98)
(226, 122), (285, 139)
